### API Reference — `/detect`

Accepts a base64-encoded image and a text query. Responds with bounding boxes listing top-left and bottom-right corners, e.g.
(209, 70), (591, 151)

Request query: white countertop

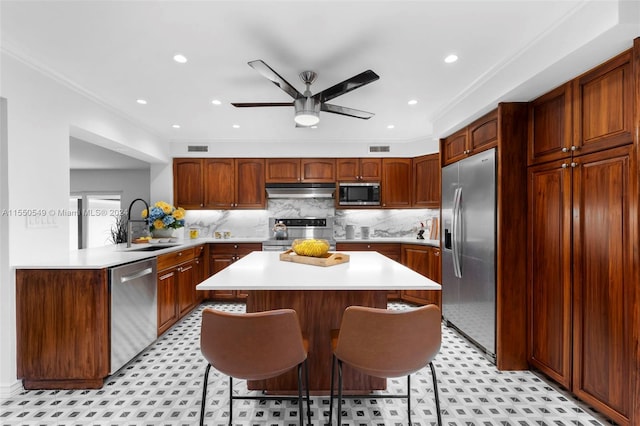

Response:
(196, 251), (441, 291)
(335, 237), (440, 247)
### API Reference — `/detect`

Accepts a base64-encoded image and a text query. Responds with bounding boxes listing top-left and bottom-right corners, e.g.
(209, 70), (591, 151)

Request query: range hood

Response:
(265, 183), (335, 199)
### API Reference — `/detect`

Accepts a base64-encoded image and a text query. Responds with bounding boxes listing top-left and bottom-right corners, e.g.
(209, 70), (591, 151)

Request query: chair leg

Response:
(407, 374), (411, 426)
(429, 362), (442, 426)
(304, 359), (311, 425)
(329, 354), (336, 425)
(228, 376), (233, 426)
(297, 363), (304, 426)
(200, 364), (211, 426)
(337, 360), (344, 426)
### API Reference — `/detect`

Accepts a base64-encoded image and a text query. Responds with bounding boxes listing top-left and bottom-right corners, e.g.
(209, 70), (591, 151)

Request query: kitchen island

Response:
(196, 251), (441, 393)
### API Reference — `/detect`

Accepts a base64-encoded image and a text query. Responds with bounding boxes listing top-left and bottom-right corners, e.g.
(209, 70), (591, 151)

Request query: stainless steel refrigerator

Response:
(441, 148), (496, 362)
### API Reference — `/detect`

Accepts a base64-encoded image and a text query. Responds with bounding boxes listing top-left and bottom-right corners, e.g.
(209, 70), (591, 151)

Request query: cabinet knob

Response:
(570, 145), (578, 151)
(200, 203), (204, 207)
(561, 163), (569, 168)
(234, 244), (238, 249)
(570, 162), (578, 168)
(178, 252), (182, 256)
(367, 245), (371, 249)
(561, 147), (569, 153)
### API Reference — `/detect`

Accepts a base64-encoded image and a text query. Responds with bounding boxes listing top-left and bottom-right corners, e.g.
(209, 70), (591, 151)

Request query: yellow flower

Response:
(141, 208), (148, 218)
(153, 219), (165, 229)
(173, 207), (185, 220)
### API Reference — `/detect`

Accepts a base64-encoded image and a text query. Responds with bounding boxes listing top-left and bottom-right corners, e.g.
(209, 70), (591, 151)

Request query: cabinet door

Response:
(157, 268), (178, 335)
(301, 158), (335, 182)
(527, 159), (572, 388)
(194, 245), (207, 303)
(173, 159), (203, 209)
(572, 146), (634, 424)
(413, 154), (440, 208)
(401, 245), (441, 307)
(265, 158), (300, 182)
(177, 259), (195, 317)
(573, 50), (633, 156)
(209, 255), (235, 299)
(203, 159), (234, 208)
(336, 158), (359, 181)
(359, 158), (382, 181)
(441, 128), (468, 166)
(235, 158), (265, 208)
(381, 158), (412, 208)
(528, 83), (573, 166)
(468, 109), (498, 154)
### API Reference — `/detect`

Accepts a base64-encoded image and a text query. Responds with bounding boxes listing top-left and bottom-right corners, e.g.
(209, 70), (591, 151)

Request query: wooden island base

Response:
(246, 290), (387, 393)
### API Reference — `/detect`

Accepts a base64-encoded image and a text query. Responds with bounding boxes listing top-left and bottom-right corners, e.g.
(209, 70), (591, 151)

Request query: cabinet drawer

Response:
(157, 247), (196, 271)
(209, 243), (262, 256)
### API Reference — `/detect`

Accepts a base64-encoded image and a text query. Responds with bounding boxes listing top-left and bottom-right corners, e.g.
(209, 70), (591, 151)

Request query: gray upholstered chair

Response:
(199, 308), (311, 425)
(329, 304), (442, 425)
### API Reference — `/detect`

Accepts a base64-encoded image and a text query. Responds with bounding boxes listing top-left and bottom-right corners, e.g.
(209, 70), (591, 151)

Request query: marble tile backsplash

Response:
(184, 199), (438, 240)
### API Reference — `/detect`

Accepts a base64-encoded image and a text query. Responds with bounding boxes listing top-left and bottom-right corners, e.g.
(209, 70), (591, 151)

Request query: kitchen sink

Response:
(127, 244), (180, 252)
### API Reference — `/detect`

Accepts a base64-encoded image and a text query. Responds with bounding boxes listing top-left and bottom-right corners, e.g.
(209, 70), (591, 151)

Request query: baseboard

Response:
(0, 380), (23, 399)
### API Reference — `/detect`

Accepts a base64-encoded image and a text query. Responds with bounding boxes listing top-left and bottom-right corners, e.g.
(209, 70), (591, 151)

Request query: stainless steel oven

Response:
(262, 217), (335, 251)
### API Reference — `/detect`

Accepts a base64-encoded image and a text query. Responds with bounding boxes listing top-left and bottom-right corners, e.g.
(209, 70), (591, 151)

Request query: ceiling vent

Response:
(369, 145), (390, 153)
(187, 145), (209, 153)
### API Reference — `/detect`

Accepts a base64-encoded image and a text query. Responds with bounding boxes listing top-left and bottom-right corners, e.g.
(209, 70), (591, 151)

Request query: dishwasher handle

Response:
(120, 267), (154, 283)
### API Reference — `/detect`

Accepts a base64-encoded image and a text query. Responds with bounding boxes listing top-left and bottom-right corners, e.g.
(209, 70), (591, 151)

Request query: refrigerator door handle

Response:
(452, 187), (462, 278)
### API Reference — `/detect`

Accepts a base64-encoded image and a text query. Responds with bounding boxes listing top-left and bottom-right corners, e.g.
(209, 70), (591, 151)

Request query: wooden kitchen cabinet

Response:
(528, 83), (573, 166)
(441, 110), (498, 166)
(173, 158), (205, 209)
(203, 158), (265, 209)
(265, 158), (335, 182)
(157, 247), (199, 335)
(336, 242), (401, 299)
(401, 245), (441, 307)
(208, 243), (262, 301)
(381, 158), (412, 208)
(412, 153), (440, 208)
(336, 158), (381, 181)
(16, 269), (110, 389)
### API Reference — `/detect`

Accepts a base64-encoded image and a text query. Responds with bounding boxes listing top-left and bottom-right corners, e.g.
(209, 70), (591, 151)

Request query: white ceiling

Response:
(1, 0), (639, 154)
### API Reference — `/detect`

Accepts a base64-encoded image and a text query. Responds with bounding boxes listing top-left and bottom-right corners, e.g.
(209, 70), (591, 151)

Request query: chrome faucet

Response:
(126, 198), (150, 247)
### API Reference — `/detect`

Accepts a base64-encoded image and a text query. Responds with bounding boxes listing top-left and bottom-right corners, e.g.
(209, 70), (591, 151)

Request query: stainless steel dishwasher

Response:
(110, 258), (157, 374)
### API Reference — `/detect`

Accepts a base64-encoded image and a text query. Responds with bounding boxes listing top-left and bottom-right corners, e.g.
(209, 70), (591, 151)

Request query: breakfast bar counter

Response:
(197, 251), (441, 393)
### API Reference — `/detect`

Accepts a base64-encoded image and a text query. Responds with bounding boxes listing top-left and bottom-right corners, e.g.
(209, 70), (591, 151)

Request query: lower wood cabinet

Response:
(400, 244), (441, 307)
(157, 245), (206, 336)
(207, 243), (262, 301)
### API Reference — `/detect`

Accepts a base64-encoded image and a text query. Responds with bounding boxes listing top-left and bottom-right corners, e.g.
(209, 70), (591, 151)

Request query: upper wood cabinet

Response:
(381, 158), (412, 208)
(173, 158), (205, 209)
(413, 153), (440, 208)
(265, 158), (335, 183)
(528, 83), (573, 165)
(173, 158), (265, 209)
(336, 158), (382, 182)
(441, 110), (498, 166)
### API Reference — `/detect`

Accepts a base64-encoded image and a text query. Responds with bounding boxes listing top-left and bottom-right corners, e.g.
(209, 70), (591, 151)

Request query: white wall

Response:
(0, 52), (168, 397)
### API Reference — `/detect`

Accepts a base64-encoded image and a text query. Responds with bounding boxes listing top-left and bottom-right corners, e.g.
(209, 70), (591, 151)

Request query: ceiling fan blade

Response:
(321, 103), (375, 119)
(248, 60), (303, 100)
(314, 70), (379, 103)
(231, 102), (293, 107)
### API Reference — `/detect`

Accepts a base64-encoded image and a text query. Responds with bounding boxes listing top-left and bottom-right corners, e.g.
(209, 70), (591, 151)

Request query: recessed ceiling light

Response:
(444, 54), (458, 64)
(136, 99), (147, 105)
(172, 124), (181, 129)
(211, 99), (222, 105)
(387, 124), (395, 129)
(173, 54), (187, 64)
(408, 99), (418, 105)
(232, 124), (240, 129)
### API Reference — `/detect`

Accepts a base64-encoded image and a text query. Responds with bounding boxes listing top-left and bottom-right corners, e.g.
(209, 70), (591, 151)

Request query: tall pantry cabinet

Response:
(527, 41), (639, 426)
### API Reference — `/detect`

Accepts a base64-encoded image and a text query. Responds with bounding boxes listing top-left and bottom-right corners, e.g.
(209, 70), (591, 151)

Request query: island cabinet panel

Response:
(336, 158), (381, 181)
(401, 245), (441, 308)
(336, 242), (401, 299)
(528, 83), (573, 166)
(381, 158), (412, 208)
(173, 158), (204, 208)
(246, 290), (387, 392)
(265, 158), (335, 183)
(207, 243), (262, 301)
(16, 269), (110, 389)
(413, 153), (440, 208)
(573, 49), (634, 156)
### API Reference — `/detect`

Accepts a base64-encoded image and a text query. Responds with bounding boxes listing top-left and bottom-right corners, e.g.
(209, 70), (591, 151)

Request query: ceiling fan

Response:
(231, 60), (380, 127)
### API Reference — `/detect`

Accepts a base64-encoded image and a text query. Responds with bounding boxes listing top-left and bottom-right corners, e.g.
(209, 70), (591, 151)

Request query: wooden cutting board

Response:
(279, 249), (350, 267)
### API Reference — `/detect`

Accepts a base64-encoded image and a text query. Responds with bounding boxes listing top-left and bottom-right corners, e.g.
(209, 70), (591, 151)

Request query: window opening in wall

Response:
(70, 193), (122, 249)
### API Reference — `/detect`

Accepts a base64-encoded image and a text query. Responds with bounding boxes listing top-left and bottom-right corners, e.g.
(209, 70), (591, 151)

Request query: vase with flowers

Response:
(142, 201), (186, 238)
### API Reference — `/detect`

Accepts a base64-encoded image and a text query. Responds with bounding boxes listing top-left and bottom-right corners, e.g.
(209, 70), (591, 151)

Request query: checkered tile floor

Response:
(1, 302), (614, 425)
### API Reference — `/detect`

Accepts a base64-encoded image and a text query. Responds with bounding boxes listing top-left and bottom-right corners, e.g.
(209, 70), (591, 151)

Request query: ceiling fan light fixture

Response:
(294, 97), (321, 126)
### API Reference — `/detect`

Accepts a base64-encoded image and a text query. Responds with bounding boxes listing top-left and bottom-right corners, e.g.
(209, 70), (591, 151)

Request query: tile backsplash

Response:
(183, 198), (438, 240)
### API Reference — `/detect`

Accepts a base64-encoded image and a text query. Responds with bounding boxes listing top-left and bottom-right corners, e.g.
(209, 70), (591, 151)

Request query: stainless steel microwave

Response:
(338, 182), (381, 206)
